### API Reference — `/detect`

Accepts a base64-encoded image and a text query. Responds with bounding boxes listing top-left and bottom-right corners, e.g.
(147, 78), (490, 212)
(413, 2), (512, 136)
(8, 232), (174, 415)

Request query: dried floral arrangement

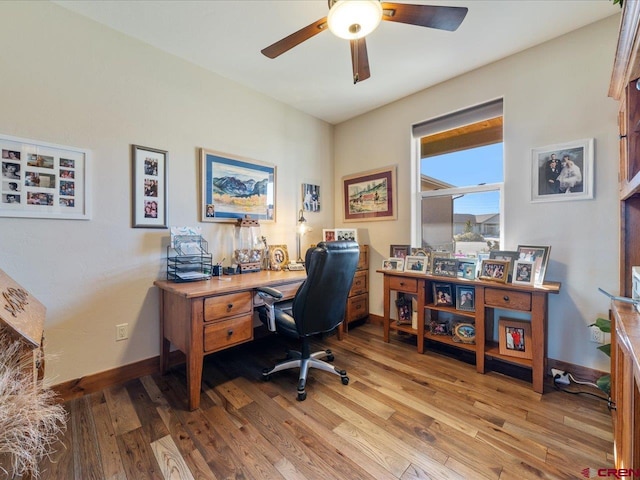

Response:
(0, 327), (67, 479)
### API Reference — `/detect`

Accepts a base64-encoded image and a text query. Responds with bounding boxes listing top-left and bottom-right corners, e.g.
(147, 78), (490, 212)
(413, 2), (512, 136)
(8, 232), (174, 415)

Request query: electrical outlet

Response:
(589, 325), (605, 344)
(116, 323), (128, 341)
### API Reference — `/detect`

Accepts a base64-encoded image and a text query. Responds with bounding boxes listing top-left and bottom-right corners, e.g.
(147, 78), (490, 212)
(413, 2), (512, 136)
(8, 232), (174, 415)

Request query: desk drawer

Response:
(485, 288), (531, 311)
(204, 314), (253, 352)
(350, 270), (368, 296)
(346, 293), (369, 322)
(389, 276), (417, 293)
(204, 292), (252, 322)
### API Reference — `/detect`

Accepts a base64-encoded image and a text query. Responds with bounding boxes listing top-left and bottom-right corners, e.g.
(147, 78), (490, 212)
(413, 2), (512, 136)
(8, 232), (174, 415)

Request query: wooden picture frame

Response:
(200, 148), (275, 222)
(479, 259), (509, 283)
(489, 250), (519, 282)
(498, 317), (532, 359)
(516, 245), (551, 286)
(390, 244), (410, 258)
(531, 138), (594, 203)
(132, 144), (167, 228)
(0, 133), (90, 220)
(343, 165), (396, 222)
(268, 244), (289, 270)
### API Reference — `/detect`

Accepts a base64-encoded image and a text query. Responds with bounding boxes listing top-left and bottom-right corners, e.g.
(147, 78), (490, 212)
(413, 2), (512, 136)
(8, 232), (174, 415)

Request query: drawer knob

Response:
(227, 303), (234, 310)
(227, 329), (234, 336)
(400, 282), (405, 286)
(503, 295), (509, 302)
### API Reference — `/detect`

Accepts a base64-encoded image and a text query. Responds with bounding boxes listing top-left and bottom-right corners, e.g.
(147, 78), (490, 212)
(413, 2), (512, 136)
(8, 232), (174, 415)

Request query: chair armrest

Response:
(256, 286), (283, 301)
(256, 287), (283, 332)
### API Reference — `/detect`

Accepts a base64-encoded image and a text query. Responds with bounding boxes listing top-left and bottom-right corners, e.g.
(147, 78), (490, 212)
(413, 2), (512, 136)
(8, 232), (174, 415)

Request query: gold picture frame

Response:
(268, 244), (289, 270)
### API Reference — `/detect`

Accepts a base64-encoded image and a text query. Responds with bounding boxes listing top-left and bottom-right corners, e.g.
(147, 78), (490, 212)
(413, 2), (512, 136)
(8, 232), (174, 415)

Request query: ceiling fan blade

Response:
(261, 17), (328, 59)
(350, 37), (371, 84)
(381, 3), (468, 31)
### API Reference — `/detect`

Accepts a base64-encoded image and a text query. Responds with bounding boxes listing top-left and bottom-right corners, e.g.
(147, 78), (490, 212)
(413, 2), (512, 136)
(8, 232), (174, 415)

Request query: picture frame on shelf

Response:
(411, 248), (428, 257)
(489, 250), (519, 281)
(431, 256), (457, 277)
(429, 319), (450, 336)
(452, 323), (476, 344)
(335, 228), (358, 242)
(382, 257), (404, 271)
(0, 133), (90, 220)
(455, 286), (475, 312)
(512, 260), (535, 285)
(479, 259), (509, 283)
(516, 245), (551, 285)
(390, 244), (410, 258)
(404, 255), (428, 273)
(343, 165), (397, 222)
(433, 283), (453, 306)
(395, 294), (412, 325)
(268, 244), (289, 270)
(200, 148), (275, 223)
(322, 229), (336, 242)
(531, 138), (594, 203)
(457, 258), (477, 280)
(498, 317), (532, 359)
(132, 144), (167, 228)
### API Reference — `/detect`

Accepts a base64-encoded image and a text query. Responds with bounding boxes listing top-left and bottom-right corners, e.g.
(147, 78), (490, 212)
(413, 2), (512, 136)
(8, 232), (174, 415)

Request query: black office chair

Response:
(257, 241), (359, 401)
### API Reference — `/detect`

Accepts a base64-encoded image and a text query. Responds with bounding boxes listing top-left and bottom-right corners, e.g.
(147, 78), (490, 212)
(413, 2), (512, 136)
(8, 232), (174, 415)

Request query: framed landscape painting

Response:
(200, 149), (275, 222)
(343, 165), (396, 222)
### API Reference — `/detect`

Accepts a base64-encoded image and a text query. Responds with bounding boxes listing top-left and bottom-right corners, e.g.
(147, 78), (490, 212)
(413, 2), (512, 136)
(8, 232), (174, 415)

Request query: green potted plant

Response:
(589, 317), (612, 395)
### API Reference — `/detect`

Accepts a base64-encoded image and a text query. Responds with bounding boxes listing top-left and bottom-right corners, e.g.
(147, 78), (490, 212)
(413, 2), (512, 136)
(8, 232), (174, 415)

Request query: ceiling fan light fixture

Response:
(327, 0), (383, 40)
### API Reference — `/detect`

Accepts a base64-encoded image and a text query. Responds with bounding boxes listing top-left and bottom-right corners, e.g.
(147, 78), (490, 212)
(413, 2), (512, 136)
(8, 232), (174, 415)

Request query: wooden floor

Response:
(39, 323), (613, 479)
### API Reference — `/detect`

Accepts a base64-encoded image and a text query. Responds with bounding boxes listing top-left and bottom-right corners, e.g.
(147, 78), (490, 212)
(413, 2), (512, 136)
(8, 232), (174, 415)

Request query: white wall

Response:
(0, 2), (334, 384)
(334, 15), (621, 372)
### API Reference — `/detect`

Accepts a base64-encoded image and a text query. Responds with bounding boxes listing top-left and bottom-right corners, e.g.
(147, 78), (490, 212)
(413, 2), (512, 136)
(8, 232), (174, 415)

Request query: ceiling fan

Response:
(261, 0), (468, 84)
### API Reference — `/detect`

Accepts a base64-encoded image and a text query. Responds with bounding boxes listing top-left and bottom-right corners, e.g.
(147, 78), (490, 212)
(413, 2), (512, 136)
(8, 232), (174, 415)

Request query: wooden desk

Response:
(154, 270), (306, 410)
(378, 270), (560, 393)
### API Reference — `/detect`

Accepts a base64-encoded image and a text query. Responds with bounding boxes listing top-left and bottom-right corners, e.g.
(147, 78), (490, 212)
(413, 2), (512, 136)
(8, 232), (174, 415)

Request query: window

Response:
(412, 100), (503, 257)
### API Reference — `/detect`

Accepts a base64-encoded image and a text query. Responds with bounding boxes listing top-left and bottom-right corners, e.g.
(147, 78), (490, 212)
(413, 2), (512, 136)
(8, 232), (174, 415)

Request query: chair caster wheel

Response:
(341, 376), (349, 385)
(297, 391), (307, 401)
(262, 368), (272, 381)
(327, 354), (335, 362)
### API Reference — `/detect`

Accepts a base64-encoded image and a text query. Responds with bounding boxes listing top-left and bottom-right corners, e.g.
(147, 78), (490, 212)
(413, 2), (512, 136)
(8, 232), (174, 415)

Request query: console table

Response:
(378, 270), (560, 393)
(154, 270), (306, 410)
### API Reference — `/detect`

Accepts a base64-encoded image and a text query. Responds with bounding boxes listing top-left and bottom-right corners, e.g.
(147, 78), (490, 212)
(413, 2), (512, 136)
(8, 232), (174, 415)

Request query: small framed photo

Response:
(516, 245), (551, 285)
(431, 256), (457, 277)
(433, 283), (453, 306)
(411, 248), (428, 257)
(479, 259), (509, 283)
(457, 259), (477, 280)
(132, 144), (167, 228)
(302, 183), (320, 212)
(390, 244), (410, 258)
(512, 260), (535, 285)
(404, 255), (428, 273)
(453, 323), (476, 344)
(429, 319), (451, 336)
(498, 317), (532, 359)
(455, 286), (475, 312)
(335, 228), (358, 243)
(382, 257), (404, 271)
(489, 250), (519, 282)
(322, 229), (336, 242)
(531, 138), (594, 203)
(268, 245), (289, 270)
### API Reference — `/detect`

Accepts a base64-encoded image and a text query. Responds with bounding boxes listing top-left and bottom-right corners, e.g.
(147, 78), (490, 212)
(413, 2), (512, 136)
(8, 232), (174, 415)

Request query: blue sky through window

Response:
(421, 143), (503, 215)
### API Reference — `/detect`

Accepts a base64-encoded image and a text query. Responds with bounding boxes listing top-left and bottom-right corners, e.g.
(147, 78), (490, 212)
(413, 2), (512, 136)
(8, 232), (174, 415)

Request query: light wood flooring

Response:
(39, 323), (613, 479)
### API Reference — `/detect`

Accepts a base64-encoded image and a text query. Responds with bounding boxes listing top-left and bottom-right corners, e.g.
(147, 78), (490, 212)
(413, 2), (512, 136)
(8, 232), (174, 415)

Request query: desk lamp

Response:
(296, 209), (308, 263)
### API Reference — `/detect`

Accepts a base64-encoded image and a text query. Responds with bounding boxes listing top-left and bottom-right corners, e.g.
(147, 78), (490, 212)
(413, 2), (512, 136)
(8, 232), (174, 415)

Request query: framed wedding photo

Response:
(132, 144), (167, 228)
(531, 138), (594, 203)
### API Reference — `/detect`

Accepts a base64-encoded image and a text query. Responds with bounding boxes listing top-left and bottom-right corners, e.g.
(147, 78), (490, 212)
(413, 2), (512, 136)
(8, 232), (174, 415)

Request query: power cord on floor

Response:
(552, 369), (609, 402)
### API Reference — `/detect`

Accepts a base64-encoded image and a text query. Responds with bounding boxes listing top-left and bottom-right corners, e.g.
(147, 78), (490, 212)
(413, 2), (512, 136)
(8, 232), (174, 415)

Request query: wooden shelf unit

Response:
(379, 270), (560, 393)
(608, 1), (640, 469)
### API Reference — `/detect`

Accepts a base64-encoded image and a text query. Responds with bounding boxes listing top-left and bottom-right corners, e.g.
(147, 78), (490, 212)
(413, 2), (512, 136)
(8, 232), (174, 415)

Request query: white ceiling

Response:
(53, 0), (620, 125)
